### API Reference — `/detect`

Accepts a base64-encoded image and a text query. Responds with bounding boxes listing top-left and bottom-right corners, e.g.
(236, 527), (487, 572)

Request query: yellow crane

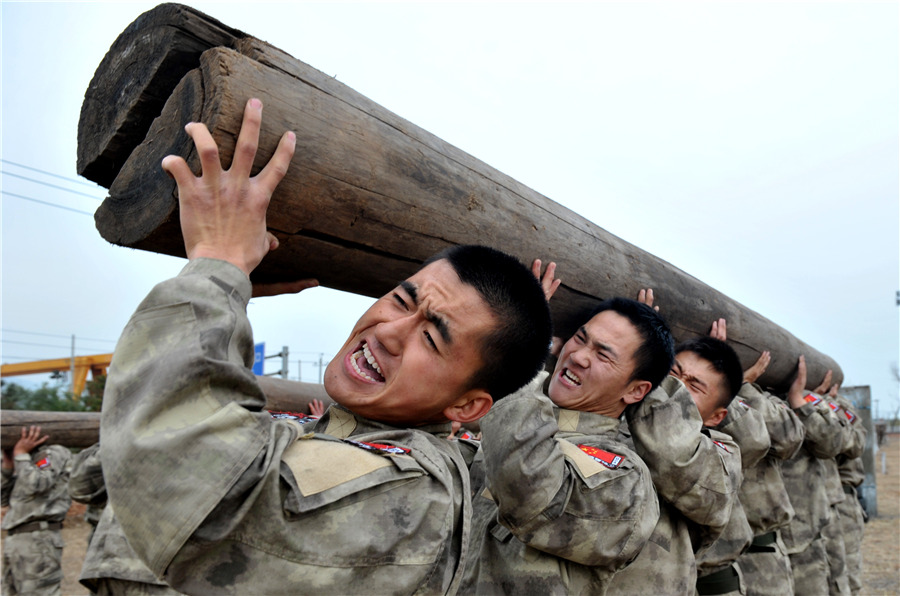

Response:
(1, 354), (112, 398)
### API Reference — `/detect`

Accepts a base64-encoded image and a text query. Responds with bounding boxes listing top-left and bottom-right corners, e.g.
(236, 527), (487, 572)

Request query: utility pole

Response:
(281, 346), (289, 379)
(70, 335), (76, 397)
(318, 353), (324, 384)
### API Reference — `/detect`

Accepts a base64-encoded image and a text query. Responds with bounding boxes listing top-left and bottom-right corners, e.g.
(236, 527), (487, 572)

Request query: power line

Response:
(2, 340), (76, 350)
(2, 329), (116, 344)
(1, 159), (100, 188)
(2, 170), (104, 200)
(1, 191), (93, 216)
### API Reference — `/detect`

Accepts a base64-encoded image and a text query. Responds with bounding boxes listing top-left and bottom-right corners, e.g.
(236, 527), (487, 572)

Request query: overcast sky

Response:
(2, 2), (898, 417)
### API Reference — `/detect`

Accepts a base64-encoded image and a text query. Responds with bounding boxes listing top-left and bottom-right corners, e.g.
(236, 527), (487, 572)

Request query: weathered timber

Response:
(1, 411), (101, 450)
(77, 3), (246, 187)
(83, 9), (842, 392)
(1, 380), (333, 449)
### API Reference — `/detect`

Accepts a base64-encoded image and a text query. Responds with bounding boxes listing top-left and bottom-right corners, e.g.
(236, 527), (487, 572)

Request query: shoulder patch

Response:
(577, 444), (625, 469)
(804, 394), (822, 406)
(35, 458), (50, 469)
(712, 440), (731, 453)
(828, 401), (840, 412)
(345, 440), (411, 456)
(738, 399), (750, 409)
(283, 438), (393, 496)
(844, 409), (857, 424)
(458, 431), (476, 441)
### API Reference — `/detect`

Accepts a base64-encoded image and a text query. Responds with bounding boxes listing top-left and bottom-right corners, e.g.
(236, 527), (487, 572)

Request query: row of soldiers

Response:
(1, 99), (868, 595)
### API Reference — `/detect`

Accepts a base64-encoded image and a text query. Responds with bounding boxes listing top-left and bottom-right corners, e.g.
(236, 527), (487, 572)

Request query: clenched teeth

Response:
(350, 341), (384, 382)
(363, 343), (382, 376)
(563, 368), (582, 386)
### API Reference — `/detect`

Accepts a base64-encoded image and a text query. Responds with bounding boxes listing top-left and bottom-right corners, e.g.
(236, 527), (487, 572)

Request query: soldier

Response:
(818, 382), (865, 596)
(100, 98), (553, 594)
(605, 295), (744, 595)
(734, 351), (806, 596)
(779, 357), (847, 595)
(672, 329), (770, 596)
(68, 443), (105, 544)
(69, 443), (181, 595)
(1, 425), (72, 596)
(461, 272), (669, 593)
(830, 386), (867, 595)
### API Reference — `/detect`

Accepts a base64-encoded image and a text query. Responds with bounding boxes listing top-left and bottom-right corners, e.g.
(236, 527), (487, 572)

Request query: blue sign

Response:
(253, 343), (265, 375)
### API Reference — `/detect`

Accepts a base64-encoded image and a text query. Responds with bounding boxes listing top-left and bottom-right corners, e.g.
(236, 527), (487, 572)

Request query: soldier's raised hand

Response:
(636, 289), (659, 312)
(531, 259), (561, 302)
(812, 369), (834, 395)
(12, 425), (48, 457)
(787, 355), (808, 409)
(162, 98), (296, 276)
(709, 318), (727, 341)
(743, 351), (771, 384)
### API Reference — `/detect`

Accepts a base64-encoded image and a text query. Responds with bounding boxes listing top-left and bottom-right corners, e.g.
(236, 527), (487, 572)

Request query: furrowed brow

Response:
(426, 310), (452, 345)
(400, 280), (452, 345)
(590, 336), (617, 360)
(399, 280), (418, 303)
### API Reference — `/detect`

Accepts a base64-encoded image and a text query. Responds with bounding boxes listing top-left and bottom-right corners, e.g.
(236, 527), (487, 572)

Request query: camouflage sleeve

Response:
(9, 446), (72, 499)
(738, 383), (805, 460)
(833, 398), (865, 460)
(101, 258), (284, 576)
(1, 466), (14, 507)
(480, 373), (659, 569)
(792, 395), (844, 459)
(625, 376), (741, 536)
(68, 443), (107, 506)
(717, 399), (770, 469)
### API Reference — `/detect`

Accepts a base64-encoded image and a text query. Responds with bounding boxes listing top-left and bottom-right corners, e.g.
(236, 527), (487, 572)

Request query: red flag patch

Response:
(844, 409), (857, 424)
(828, 401), (840, 412)
(712, 440), (731, 453)
(35, 458), (50, 469)
(804, 394), (822, 406)
(578, 445), (625, 469)
(738, 399), (750, 409)
(346, 440), (411, 455)
(269, 410), (314, 421)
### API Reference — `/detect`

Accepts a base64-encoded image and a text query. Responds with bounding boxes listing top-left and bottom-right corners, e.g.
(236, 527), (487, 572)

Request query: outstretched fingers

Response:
(256, 130), (297, 195)
(231, 98), (264, 180)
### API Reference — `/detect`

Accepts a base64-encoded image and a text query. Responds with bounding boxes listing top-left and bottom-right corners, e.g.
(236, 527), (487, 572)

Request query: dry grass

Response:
(861, 433), (900, 595)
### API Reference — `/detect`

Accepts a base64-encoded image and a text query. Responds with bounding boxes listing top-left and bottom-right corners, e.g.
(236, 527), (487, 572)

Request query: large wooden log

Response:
(1, 411), (101, 450)
(81, 6), (841, 392)
(1, 379), (333, 449)
(77, 3), (245, 187)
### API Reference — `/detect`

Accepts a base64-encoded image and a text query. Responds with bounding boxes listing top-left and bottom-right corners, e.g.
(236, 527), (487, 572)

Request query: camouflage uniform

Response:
(824, 397), (866, 594)
(69, 443), (181, 595)
(68, 443), (106, 544)
(780, 392), (846, 595)
(695, 399), (771, 596)
(608, 376), (743, 595)
(733, 383), (806, 596)
(80, 505), (182, 595)
(830, 395), (866, 595)
(100, 258), (473, 595)
(1, 444), (72, 596)
(460, 372), (659, 595)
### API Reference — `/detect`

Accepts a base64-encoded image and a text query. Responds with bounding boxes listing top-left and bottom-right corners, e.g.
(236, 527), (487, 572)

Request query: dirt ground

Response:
(5, 435), (900, 595)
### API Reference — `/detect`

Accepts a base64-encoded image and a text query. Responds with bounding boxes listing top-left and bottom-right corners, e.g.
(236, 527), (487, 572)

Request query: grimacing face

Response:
(323, 259), (496, 425)
(670, 350), (729, 426)
(547, 310), (649, 417)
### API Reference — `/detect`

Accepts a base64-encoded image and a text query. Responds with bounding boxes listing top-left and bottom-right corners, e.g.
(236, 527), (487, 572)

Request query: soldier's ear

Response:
(622, 380), (652, 405)
(444, 389), (492, 424)
(704, 407), (728, 428)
